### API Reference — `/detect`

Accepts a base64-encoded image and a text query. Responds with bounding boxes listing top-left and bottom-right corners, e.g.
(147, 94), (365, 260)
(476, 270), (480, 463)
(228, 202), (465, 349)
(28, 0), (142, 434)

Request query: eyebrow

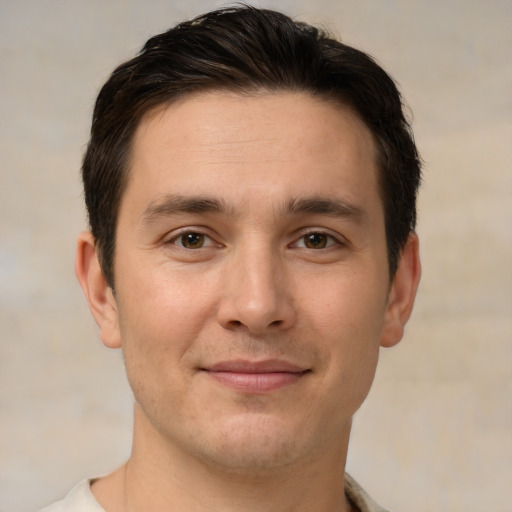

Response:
(140, 194), (233, 225)
(139, 193), (366, 227)
(283, 197), (367, 223)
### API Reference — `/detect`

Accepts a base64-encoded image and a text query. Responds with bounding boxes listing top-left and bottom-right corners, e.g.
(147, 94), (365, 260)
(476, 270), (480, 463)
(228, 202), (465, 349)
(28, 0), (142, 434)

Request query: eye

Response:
(171, 231), (215, 249)
(295, 232), (339, 249)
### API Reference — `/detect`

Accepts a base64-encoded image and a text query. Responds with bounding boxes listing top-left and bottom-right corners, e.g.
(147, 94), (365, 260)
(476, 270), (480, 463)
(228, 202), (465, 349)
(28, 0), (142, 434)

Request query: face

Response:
(88, 91), (415, 472)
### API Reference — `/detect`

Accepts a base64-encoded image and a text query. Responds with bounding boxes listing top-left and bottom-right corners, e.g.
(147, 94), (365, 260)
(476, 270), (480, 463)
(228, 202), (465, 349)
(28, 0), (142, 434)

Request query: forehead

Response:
(136, 90), (375, 158)
(125, 90), (380, 216)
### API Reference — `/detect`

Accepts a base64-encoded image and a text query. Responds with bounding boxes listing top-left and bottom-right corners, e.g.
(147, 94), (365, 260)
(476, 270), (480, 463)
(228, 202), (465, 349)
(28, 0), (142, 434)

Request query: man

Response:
(41, 6), (421, 512)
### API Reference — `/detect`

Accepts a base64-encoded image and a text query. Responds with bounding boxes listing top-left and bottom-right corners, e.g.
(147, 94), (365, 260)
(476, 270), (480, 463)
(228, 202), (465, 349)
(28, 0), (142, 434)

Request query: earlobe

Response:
(380, 233), (421, 348)
(75, 232), (122, 349)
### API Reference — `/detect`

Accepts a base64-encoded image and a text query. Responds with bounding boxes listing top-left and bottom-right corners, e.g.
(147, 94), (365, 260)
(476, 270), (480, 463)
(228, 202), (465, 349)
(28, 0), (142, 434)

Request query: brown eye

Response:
(303, 233), (328, 249)
(178, 232), (205, 249)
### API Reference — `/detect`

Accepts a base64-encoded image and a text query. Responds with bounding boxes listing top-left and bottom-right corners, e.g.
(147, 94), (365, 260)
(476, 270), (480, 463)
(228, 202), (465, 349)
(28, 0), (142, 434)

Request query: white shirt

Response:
(39, 473), (389, 512)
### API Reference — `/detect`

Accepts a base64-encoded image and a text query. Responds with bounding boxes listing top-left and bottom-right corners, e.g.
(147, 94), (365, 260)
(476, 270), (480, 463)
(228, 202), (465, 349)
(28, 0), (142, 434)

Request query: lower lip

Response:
(205, 371), (307, 393)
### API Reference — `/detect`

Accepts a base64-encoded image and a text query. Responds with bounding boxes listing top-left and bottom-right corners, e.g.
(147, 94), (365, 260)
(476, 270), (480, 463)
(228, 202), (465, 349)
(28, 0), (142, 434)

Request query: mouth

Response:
(200, 359), (311, 393)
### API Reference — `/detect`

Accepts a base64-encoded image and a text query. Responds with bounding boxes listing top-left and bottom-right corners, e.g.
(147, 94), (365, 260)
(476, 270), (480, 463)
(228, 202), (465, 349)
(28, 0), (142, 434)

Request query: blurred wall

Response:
(1, 1), (510, 511)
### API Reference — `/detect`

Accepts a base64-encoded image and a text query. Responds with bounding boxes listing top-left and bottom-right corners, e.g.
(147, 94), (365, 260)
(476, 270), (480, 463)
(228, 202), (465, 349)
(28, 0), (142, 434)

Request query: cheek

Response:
(115, 283), (204, 430)
(115, 267), (218, 385)
(121, 263), (216, 332)
(299, 267), (386, 397)
(300, 266), (388, 338)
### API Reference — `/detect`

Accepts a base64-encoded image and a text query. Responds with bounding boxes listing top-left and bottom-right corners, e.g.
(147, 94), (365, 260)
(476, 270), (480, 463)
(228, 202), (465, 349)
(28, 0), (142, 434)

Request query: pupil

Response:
(183, 233), (203, 248)
(307, 233), (326, 248)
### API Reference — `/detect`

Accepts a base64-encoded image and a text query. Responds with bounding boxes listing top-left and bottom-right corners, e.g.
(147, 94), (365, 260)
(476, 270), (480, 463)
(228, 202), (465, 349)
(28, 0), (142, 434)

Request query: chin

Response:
(204, 440), (301, 475)
(192, 413), (317, 474)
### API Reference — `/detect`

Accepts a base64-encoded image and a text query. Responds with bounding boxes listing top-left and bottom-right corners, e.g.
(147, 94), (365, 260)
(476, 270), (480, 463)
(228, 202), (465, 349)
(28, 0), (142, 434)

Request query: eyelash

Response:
(166, 230), (218, 249)
(165, 229), (343, 251)
(292, 231), (342, 250)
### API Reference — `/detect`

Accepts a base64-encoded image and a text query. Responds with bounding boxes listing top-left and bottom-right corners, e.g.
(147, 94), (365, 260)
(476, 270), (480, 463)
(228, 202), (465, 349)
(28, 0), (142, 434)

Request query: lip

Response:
(201, 359), (310, 393)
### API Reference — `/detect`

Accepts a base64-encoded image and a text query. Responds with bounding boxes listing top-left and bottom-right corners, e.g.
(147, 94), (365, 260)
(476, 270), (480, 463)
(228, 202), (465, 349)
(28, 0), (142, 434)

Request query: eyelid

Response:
(291, 229), (345, 249)
(162, 226), (346, 249)
(165, 227), (220, 248)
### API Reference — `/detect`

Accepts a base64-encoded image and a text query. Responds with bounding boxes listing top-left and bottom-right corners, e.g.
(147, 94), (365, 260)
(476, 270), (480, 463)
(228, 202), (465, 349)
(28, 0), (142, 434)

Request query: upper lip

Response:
(204, 359), (308, 374)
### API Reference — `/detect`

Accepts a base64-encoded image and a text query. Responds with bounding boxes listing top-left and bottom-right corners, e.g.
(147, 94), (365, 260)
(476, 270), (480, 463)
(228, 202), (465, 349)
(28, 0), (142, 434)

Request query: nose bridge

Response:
(240, 239), (279, 307)
(218, 236), (294, 333)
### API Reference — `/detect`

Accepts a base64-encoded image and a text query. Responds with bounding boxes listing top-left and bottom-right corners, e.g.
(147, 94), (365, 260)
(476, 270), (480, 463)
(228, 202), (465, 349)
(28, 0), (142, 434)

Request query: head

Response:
(82, 5), (421, 289)
(76, 6), (422, 476)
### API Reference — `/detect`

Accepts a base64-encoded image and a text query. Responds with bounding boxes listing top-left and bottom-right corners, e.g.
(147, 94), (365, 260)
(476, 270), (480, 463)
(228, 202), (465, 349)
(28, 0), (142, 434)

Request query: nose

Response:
(216, 244), (297, 334)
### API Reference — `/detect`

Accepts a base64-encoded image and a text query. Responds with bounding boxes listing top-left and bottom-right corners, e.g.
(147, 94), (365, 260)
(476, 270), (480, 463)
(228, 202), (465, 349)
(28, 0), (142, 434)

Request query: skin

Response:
(76, 91), (421, 511)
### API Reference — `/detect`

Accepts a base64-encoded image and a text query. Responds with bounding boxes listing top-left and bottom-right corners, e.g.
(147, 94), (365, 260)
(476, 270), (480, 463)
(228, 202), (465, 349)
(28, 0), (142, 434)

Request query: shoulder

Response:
(38, 479), (105, 512)
(345, 473), (391, 512)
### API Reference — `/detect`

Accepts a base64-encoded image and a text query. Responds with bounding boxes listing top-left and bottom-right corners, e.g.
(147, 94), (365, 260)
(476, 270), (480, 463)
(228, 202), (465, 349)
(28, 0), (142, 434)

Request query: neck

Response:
(92, 405), (354, 512)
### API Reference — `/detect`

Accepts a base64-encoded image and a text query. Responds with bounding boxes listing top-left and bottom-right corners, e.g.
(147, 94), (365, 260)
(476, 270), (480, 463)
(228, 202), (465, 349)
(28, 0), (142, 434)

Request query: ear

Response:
(380, 232), (421, 348)
(75, 231), (122, 349)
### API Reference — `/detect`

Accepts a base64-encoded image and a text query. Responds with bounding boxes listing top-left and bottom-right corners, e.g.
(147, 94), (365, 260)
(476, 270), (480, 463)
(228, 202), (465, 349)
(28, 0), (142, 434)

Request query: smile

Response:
(201, 359), (311, 393)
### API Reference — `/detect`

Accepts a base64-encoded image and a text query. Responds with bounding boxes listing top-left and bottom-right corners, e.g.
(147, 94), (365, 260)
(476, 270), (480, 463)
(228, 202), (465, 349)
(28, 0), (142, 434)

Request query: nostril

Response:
(225, 319), (283, 330)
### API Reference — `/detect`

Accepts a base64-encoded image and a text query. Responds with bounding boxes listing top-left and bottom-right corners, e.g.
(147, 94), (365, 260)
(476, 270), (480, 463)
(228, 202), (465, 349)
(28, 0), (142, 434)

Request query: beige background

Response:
(1, 1), (511, 511)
